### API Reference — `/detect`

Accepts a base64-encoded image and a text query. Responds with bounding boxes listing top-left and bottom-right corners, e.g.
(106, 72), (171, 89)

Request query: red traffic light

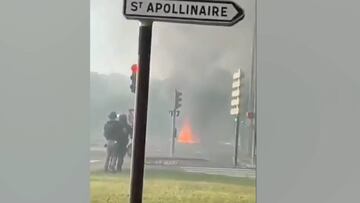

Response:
(131, 64), (139, 73)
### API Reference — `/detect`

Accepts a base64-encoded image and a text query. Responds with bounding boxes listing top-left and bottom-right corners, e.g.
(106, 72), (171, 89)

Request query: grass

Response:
(91, 169), (256, 203)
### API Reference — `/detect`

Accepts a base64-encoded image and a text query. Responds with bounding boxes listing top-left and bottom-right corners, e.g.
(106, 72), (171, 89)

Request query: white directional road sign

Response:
(231, 88), (240, 97)
(233, 69), (241, 79)
(230, 69), (242, 115)
(231, 97), (240, 106)
(232, 79), (240, 88)
(230, 107), (239, 115)
(124, 0), (245, 26)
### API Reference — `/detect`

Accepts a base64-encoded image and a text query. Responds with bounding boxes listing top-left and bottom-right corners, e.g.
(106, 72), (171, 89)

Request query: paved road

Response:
(181, 166), (255, 178)
(90, 147), (255, 178)
(90, 147), (132, 171)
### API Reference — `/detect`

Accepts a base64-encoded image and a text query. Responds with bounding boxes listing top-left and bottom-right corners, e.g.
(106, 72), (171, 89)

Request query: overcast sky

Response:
(91, 0), (255, 80)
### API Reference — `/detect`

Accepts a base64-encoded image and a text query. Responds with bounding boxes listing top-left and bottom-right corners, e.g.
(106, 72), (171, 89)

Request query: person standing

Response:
(103, 111), (119, 172)
(115, 114), (132, 172)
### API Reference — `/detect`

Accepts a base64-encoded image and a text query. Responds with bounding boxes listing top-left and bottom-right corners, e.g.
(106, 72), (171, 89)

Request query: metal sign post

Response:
(123, 0), (245, 202)
(234, 114), (240, 167)
(129, 20), (153, 203)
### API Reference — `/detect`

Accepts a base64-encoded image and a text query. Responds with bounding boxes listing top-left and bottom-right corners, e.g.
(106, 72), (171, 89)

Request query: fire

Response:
(178, 120), (198, 144)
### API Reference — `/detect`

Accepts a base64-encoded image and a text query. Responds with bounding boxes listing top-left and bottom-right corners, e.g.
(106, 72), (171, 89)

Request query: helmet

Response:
(108, 112), (117, 120)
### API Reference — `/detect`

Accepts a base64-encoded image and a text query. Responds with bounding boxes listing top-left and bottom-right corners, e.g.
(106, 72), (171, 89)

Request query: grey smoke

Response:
(90, 0), (255, 156)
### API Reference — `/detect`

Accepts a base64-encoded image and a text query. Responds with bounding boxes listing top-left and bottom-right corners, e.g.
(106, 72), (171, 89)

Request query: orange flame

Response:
(178, 120), (198, 144)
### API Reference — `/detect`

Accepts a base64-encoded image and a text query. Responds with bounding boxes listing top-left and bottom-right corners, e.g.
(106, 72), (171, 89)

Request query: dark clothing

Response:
(115, 123), (131, 143)
(115, 142), (128, 171)
(104, 140), (117, 172)
(103, 120), (121, 172)
(104, 120), (121, 141)
(115, 122), (132, 171)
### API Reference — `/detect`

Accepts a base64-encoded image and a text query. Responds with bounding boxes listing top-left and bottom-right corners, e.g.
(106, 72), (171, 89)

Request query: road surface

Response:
(90, 147), (255, 178)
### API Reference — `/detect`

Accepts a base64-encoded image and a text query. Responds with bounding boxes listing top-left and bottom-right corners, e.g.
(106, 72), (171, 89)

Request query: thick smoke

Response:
(146, 4), (255, 149)
(91, 0), (256, 157)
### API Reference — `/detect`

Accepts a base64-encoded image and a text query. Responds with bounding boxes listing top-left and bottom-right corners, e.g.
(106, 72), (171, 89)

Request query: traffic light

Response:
(175, 89), (182, 109)
(130, 64), (139, 93)
(130, 74), (135, 93)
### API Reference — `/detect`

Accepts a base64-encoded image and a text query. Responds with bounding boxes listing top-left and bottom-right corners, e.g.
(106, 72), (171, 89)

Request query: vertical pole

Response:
(251, 120), (256, 165)
(171, 91), (176, 157)
(248, 122), (252, 158)
(250, 7), (257, 166)
(234, 113), (240, 167)
(129, 20), (153, 203)
(171, 110), (175, 157)
(249, 118), (255, 165)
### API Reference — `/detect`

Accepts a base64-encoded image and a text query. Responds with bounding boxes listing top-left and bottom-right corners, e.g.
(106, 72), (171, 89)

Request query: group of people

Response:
(103, 111), (133, 173)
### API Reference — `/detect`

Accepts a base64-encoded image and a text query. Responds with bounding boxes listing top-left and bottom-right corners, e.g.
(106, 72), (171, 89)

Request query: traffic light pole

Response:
(234, 113), (240, 167)
(250, 118), (256, 165)
(129, 20), (153, 203)
(171, 105), (176, 157)
(170, 89), (181, 157)
(170, 90), (177, 157)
